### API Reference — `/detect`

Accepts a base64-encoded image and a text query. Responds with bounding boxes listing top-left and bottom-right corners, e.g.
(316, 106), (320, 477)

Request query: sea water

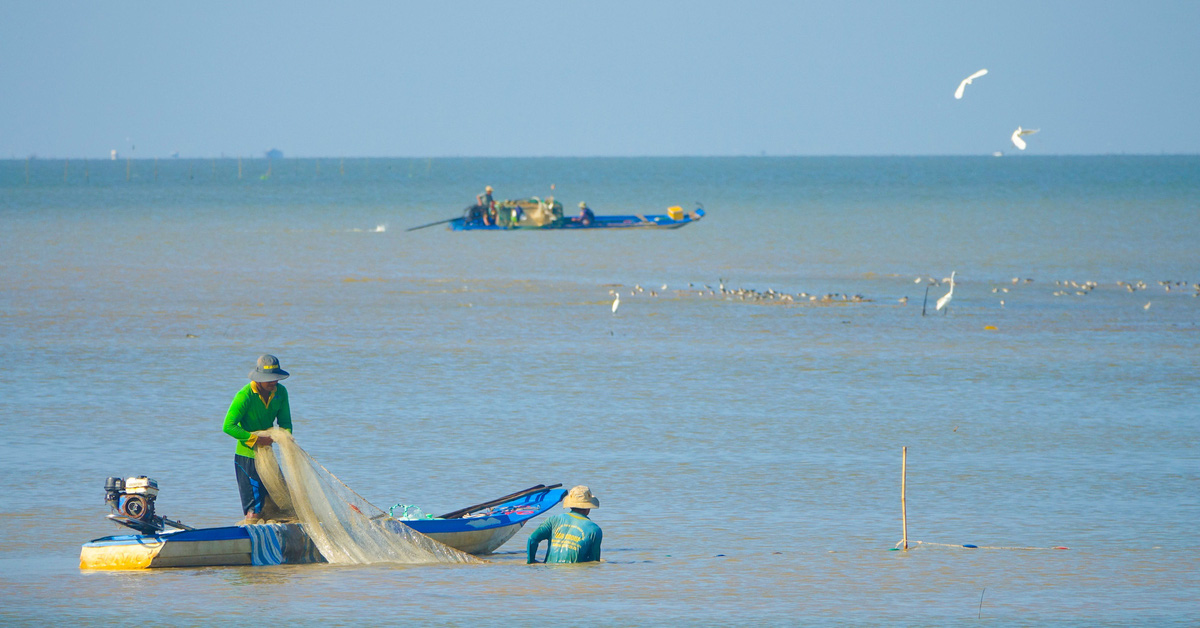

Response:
(1, 156), (1197, 625)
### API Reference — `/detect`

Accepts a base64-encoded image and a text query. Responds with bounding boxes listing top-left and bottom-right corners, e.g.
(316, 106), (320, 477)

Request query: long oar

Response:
(405, 217), (456, 232)
(438, 483), (563, 519)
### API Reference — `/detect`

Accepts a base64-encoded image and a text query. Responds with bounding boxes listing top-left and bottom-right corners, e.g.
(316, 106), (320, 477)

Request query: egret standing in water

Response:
(954, 69), (988, 99)
(936, 271), (956, 314)
(612, 292), (620, 314)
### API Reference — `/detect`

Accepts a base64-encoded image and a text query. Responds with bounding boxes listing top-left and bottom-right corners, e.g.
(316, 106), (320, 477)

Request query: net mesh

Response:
(500, 198), (563, 227)
(253, 427), (482, 565)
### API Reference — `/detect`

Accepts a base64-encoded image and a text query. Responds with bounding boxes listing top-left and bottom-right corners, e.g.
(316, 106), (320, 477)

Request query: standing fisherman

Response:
(222, 355), (292, 523)
(476, 185), (496, 225)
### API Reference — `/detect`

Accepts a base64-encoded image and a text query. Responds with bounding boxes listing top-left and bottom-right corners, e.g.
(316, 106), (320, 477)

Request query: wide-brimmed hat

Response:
(249, 354), (289, 382)
(485, 185), (493, 192)
(579, 202), (588, 208)
(563, 485), (599, 509)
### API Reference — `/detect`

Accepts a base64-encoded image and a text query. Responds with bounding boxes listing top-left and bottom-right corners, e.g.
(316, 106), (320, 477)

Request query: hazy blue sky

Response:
(3, 1), (1198, 158)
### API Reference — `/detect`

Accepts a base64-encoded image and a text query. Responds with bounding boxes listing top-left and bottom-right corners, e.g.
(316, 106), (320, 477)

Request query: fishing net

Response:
(252, 427), (482, 564)
(500, 198), (563, 227)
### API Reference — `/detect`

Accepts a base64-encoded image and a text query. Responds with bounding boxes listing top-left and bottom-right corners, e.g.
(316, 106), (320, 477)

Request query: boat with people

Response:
(406, 197), (706, 231)
(80, 482), (567, 569)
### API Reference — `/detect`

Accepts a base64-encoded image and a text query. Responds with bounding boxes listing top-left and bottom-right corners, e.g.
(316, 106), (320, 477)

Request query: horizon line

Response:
(5, 152), (1199, 161)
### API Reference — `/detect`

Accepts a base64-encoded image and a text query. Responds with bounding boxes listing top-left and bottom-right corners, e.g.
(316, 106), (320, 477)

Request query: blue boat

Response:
(80, 485), (567, 569)
(406, 199), (706, 231)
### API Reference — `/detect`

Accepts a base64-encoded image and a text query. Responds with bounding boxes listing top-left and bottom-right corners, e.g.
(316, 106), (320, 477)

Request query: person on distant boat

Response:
(222, 355), (293, 523)
(576, 202), (595, 226)
(508, 202), (525, 227)
(476, 185), (496, 226)
(527, 485), (603, 563)
(465, 204), (486, 225)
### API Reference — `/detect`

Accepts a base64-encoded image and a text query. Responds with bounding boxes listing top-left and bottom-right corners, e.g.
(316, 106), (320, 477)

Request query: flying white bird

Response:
(936, 271), (956, 313)
(612, 292), (620, 314)
(1011, 126), (1039, 150)
(954, 69), (988, 99)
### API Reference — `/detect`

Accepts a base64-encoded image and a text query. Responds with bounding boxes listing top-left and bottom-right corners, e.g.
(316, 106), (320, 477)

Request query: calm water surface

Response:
(1, 157), (1197, 625)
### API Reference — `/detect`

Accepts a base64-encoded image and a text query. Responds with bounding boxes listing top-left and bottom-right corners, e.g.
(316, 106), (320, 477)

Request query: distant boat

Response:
(265, 149), (283, 160)
(407, 197), (707, 232)
(424, 197), (706, 231)
(451, 207), (706, 230)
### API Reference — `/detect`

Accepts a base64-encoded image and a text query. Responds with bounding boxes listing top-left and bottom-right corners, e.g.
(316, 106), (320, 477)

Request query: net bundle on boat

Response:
(253, 427), (481, 565)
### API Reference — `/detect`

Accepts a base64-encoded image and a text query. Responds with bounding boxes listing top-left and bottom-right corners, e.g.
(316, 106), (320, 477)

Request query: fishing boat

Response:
(406, 198), (706, 231)
(80, 483), (566, 570)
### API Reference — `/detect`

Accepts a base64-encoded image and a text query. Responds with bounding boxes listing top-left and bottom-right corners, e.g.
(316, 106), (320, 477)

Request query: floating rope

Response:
(895, 540), (1069, 551)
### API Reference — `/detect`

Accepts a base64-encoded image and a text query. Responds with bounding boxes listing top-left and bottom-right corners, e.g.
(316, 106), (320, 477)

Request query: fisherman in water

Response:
(527, 485), (603, 563)
(222, 355), (292, 523)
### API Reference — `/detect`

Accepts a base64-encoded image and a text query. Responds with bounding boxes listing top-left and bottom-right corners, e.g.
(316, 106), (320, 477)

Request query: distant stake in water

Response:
(901, 446), (908, 551)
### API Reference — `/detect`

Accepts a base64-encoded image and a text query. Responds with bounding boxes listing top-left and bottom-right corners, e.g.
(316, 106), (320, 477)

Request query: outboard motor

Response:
(103, 476), (190, 535)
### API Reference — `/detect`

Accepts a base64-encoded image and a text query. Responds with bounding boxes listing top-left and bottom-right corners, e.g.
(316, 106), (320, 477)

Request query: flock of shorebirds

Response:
(607, 276), (1199, 314)
(608, 280), (871, 312)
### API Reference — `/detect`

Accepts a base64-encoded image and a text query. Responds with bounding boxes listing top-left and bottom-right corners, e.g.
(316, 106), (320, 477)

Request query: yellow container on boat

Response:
(667, 206), (684, 220)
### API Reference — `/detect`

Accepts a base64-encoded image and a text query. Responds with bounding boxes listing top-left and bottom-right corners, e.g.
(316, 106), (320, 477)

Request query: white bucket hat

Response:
(563, 485), (599, 509)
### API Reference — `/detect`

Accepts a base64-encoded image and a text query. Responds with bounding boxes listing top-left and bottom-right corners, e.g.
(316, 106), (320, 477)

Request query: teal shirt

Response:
(526, 511), (602, 563)
(222, 382), (292, 457)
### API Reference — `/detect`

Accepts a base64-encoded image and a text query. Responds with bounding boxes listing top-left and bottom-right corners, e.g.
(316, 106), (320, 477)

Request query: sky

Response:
(2, 1), (1198, 158)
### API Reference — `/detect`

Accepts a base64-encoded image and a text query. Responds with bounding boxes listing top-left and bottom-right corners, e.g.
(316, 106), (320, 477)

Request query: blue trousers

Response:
(234, 454), (265, 515)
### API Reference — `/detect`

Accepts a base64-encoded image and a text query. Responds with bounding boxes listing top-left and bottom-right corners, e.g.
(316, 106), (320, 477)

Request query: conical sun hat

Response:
(563, 485), (599, 509)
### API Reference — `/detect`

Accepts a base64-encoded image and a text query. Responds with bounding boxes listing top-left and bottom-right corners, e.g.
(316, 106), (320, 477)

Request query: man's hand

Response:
(256, 434), (274, 447)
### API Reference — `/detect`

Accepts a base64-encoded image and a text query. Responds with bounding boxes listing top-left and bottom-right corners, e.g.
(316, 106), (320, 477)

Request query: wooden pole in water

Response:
(238, 157), (243, 179)
(901, 446), (909, 550)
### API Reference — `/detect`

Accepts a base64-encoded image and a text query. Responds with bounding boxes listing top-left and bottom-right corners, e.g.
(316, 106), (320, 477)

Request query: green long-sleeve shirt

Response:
(223, 382), (292, 457)
(526, 511), (603, 563)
